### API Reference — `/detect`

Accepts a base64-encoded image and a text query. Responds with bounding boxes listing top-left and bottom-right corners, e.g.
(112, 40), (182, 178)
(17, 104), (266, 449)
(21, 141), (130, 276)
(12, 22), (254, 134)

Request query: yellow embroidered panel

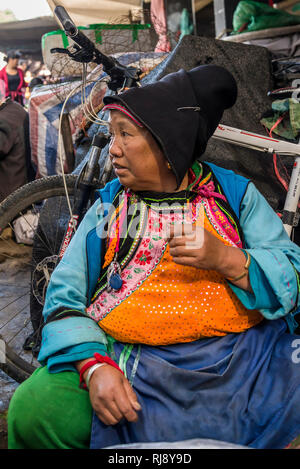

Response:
(87, 200), (262, 345)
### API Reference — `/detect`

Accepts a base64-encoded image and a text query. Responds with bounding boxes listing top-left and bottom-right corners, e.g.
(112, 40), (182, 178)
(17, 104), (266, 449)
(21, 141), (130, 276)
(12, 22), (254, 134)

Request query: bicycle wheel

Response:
(0, 174), (78, 382)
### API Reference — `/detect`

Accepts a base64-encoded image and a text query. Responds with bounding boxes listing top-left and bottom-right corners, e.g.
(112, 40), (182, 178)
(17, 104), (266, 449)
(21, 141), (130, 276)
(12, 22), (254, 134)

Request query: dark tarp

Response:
(0, 16), (58, 60)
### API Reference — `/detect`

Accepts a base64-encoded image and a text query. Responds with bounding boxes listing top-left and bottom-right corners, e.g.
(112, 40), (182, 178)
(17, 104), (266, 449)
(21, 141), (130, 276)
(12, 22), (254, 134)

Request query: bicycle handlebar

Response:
(54, 6), (77, 35)
(55, 6), (116, 71)
(53, 6), (141, 91)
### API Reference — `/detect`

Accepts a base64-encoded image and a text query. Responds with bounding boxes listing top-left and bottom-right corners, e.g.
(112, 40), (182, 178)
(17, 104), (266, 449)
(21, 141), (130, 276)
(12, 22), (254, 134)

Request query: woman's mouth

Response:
(113, 163), (128, 175)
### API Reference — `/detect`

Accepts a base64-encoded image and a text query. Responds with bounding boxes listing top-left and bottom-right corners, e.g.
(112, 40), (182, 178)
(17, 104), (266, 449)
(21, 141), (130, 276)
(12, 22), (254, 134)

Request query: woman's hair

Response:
(4, 50), (22, 62)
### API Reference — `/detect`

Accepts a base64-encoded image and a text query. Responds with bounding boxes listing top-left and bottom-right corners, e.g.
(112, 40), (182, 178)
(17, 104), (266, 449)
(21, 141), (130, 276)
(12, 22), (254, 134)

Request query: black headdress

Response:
(103, 64), (237, 188)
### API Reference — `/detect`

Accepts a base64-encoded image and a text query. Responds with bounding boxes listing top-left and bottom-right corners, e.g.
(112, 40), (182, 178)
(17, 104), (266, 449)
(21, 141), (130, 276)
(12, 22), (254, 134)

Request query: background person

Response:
(0, 50), (26, 106)
(0, 95), (35, 202)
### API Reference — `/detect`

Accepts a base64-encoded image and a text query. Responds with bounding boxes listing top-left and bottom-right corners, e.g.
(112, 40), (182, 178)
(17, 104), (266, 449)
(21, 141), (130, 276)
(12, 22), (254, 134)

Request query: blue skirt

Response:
(90, 319), (300, 449)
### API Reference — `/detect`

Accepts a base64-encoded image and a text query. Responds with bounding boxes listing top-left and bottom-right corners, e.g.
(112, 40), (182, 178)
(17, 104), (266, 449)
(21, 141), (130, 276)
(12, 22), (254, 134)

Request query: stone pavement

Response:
(0, 369), (18, 413)
(0, 369), (19, 449)
(0, 230), (30, 449)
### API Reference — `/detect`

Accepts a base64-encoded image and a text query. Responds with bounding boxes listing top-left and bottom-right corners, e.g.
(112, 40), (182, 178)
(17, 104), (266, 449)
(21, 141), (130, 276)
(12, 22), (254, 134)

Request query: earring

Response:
(167, 162), (172, 170)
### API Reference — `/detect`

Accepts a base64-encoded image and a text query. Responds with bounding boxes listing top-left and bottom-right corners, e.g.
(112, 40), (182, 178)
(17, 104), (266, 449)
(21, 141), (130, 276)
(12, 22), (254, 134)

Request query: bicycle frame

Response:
(212, 124), (300, 237)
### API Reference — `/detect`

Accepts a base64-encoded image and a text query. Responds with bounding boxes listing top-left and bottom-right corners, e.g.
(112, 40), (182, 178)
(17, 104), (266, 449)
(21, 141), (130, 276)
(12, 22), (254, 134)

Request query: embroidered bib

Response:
(86, 190), (262, 345)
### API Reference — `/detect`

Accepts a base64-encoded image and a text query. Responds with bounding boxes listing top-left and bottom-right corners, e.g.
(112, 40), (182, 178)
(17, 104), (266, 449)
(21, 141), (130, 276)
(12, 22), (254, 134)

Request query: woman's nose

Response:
(109, 137), (122, 158)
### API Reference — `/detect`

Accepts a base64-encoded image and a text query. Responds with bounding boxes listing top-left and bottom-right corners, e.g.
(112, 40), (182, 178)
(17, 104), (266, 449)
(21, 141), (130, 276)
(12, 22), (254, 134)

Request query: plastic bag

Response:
(232, 1), (300, 35)
(260, 98), (300, 140)
(12, 210), (39, 245)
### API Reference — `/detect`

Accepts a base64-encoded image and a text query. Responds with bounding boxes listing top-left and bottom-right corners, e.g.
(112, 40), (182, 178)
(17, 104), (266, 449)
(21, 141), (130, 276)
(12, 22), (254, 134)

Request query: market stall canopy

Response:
(47, 0), (143, 25)
(0, 16), (58, 60)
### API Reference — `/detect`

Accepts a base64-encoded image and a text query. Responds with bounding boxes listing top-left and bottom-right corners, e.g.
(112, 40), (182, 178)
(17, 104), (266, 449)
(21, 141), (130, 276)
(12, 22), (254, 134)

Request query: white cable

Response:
(80, 64), (109, 125)
(89, 78), (110, 122)
(57, 68), (109, 228)
(58, 82), (83, 230)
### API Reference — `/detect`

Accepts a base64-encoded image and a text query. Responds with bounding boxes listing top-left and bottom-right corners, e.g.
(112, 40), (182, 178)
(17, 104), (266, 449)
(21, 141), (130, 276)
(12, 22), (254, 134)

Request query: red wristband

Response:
(94, 353), (124, 375)
(78, 354), (124, 390)
(79, 359), (98, 389)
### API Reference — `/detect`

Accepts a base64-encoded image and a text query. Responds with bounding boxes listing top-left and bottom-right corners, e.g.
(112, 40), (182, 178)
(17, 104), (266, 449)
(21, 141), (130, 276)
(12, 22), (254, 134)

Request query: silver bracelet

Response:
(85, 363), (106, 389)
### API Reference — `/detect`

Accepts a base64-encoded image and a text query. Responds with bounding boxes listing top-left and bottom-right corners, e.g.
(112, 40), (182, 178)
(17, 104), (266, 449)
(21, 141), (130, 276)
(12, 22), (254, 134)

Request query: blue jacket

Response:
(38, 163), (300, 372)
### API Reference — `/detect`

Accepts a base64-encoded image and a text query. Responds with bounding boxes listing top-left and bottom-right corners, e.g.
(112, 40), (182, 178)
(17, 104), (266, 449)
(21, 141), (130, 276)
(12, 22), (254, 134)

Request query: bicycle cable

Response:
(57, 66), (110, 228)
(81, 63), (109, 125)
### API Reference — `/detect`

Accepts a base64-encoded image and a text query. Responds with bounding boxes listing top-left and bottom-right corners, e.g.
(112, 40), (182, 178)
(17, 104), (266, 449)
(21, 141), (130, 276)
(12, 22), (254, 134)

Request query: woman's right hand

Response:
(86, 364), (141, 426)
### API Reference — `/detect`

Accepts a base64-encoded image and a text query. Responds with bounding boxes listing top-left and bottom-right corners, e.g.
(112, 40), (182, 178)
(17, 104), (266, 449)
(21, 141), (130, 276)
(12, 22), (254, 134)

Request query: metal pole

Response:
(282, 156), (300, 237)
(191, 0), (197, 35)
(61, 113), (75, 173)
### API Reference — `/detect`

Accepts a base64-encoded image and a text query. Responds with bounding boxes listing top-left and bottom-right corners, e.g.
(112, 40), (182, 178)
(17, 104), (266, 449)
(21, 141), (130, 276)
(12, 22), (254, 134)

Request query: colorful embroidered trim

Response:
(103, 103), (143, 127)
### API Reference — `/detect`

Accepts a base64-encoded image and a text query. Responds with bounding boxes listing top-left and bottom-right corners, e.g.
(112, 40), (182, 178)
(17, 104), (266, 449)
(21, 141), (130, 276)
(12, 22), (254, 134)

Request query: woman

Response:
(7, 65), (300, 449)
(0, 50), (26, 106)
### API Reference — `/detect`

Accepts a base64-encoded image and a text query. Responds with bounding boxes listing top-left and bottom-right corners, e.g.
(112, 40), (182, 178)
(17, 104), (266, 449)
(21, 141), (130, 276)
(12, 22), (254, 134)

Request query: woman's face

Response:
(8, 57), (19, 68)
(108, 110), (177, 192)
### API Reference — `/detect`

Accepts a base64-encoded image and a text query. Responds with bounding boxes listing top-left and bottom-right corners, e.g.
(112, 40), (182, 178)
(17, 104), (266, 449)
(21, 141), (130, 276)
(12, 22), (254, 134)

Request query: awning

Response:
(0, 1), (144, 60)
(0, 16), (58, 60)
(47, 0), (143, 26)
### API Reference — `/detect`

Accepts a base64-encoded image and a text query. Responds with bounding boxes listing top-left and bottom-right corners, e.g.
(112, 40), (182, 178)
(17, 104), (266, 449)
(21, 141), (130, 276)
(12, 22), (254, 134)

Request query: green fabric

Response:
(7, 367), (92, 449)
(88, 23), (151, 44)
(179, 8), (193, 40)
(119, 343), (134, 378)
(42, 26), (90, 50)
(41, 24), (151, 49)
(260, 98), (300, 140)
(232, 1), (300, 35)
(41, 30), (70, 50)
(292, 3), (300, 13)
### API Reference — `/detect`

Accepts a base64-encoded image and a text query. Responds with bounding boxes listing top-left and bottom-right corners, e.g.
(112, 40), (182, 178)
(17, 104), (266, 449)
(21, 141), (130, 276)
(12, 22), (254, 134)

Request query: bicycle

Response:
(0, 6), (140, 382)
(1, 6), (300, 383)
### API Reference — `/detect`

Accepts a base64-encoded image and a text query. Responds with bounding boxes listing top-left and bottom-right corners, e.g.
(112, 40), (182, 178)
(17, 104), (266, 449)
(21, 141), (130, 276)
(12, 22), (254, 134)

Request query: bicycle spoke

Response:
(0, 174), (77, 382)
(0, 292), (30, 332)
(46, 195), (65, 254)
(54, 196), (63, 253)
(0, 290), (29, 314)
(16, 205), (56, 257)
(5, 303), (30, 345)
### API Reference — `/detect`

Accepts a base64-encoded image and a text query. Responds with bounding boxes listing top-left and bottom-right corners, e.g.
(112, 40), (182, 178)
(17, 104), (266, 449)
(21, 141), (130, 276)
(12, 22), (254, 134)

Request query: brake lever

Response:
(50, 45), (95, 63)
(50, 47), (70, 55)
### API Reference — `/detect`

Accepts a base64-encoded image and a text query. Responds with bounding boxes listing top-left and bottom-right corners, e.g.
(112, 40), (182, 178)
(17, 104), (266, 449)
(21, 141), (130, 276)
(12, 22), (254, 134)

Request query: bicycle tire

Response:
(0, 174), (78, 383)
(0, 337), (35, 383)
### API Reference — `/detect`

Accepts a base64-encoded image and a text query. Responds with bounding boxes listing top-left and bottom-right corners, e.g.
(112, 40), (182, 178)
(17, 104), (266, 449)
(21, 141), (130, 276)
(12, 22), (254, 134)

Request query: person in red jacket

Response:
(0, 50), (26, 106)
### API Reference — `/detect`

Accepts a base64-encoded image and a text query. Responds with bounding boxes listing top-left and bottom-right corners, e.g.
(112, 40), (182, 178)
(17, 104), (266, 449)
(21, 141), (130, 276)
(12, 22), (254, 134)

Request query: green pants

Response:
(7, 366), (92, 449)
